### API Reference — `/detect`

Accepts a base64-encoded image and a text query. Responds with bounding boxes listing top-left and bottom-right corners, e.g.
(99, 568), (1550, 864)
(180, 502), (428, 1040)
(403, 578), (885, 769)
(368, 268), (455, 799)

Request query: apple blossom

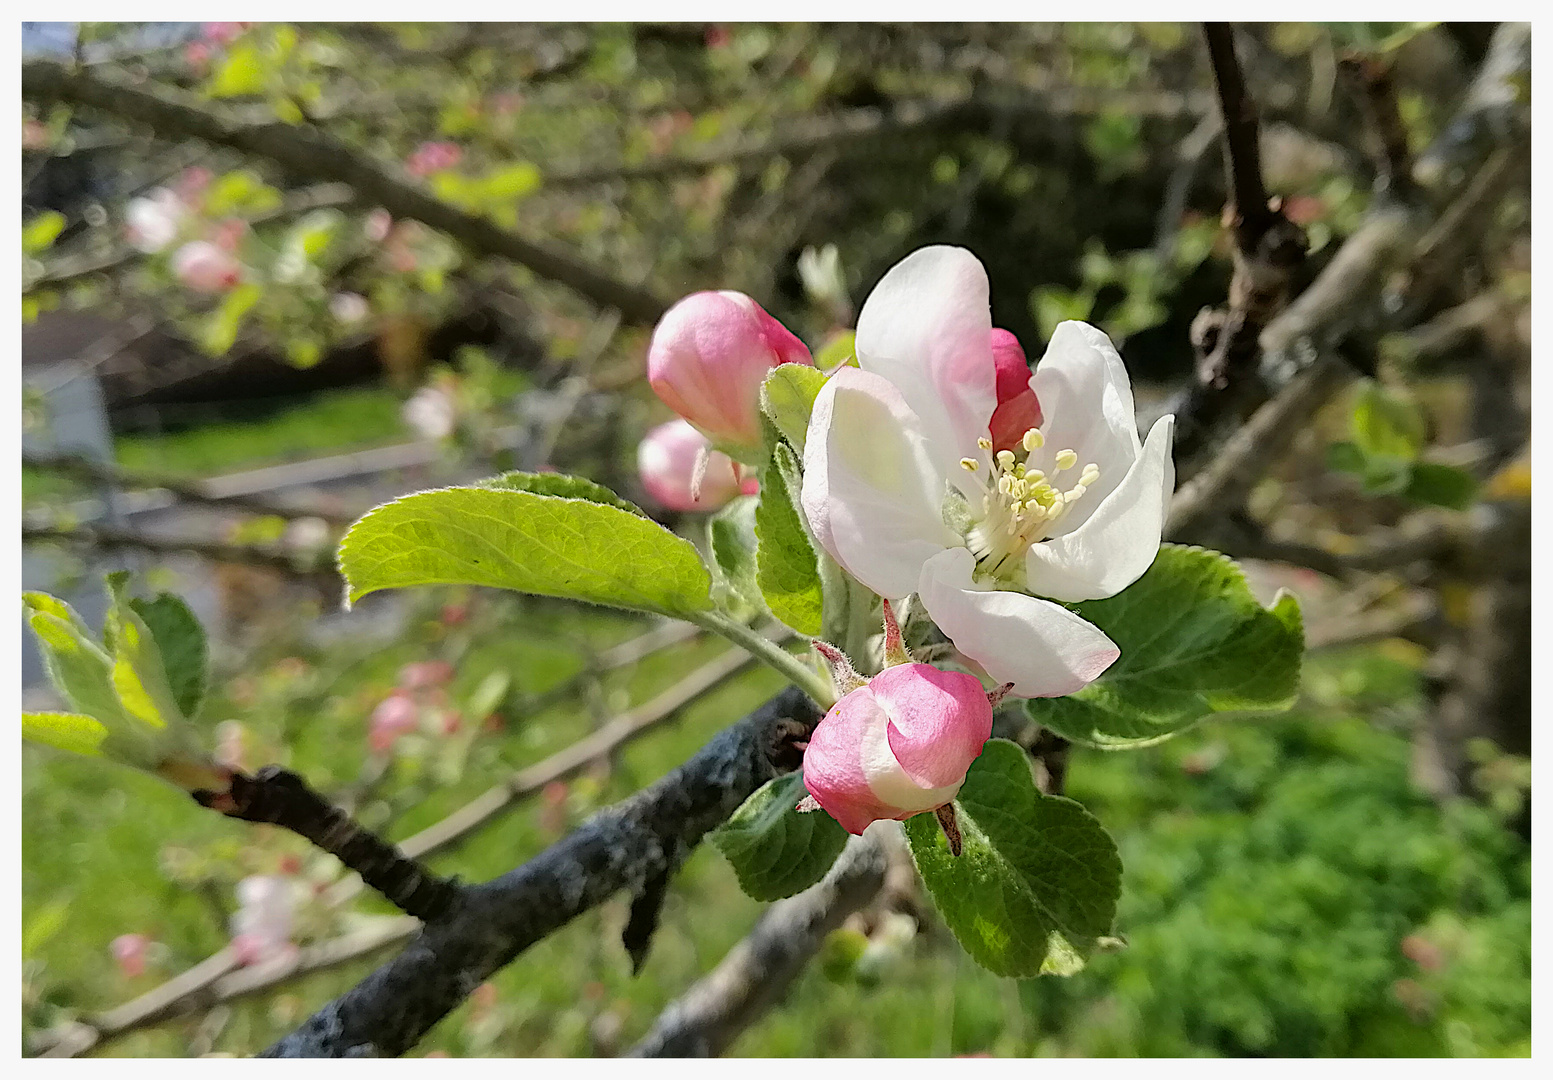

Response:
(637, 418), (758, 512)
(111, 933), (151, 979)
(647, 290), (813, 451)
(369, 691), (419, 752)
(406, 141), (464, 178)
(802, 654), (996, 837)
(124, 189), (185, 254)
(801, 245), (1175, 698)
(330, 291), (370, 324)
(230, 875), (294, 966)
(403, 385), (457, 440)
(399, 659), (455, 690)
(171, 241), (242, 293)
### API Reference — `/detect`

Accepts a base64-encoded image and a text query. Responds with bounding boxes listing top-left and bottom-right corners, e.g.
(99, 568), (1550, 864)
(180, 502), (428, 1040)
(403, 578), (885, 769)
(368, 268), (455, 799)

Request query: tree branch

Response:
(263, 685), (821, 1057)
(23, 451), (355, 524)
(628, 829), (889, 1057)
(22, 521), (333, 578)
(195, 767), (461, 923)
(21, 59), (671, 324)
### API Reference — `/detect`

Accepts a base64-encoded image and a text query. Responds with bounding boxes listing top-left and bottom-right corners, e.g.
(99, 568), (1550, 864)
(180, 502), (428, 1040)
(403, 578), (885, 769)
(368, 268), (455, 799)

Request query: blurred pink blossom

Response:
(124, 189), (186, 254)
(637, 418), (757, 513)
(172, 240), (243, 293)
(111, 933), (152, 979)
(400, 660), (455, 691)
(406, 141), (464, 178)
(369, 691), (420, 752)
(230, 875), (294, 966)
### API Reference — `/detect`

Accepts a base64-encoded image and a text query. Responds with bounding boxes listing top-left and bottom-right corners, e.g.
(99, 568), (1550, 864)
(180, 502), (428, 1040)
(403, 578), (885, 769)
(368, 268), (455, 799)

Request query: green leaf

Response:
(756, 443), (824, 635)
(129, 593), (209, 720)
(1351, 379), (1425, 462)
(23, 594), (134, 734)
(710, 772), (848, 901)
(477, 470), (647, 517)
(761, 363), (828, 453)
(102, 575), (184, 730)
(22, 211), (66, 255)
(812, 330), (856, 371)
(339, 486), (715, 617)
(1326, 440), (1367, 476)
(1404, 461), (1479, 510)
(23, 712), (108, 758)
(1027, 545), (1304, 749)
(709, 495), (763, 613)
(208, 42), (269, 98)
(481, 162), (543, 201)
(905, 739), (1121, 977)
(200, 283), (262, 356)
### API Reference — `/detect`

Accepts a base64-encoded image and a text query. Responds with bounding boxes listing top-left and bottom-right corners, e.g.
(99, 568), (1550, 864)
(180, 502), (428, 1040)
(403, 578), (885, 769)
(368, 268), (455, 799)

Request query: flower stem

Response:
(692, 612), (836, 708)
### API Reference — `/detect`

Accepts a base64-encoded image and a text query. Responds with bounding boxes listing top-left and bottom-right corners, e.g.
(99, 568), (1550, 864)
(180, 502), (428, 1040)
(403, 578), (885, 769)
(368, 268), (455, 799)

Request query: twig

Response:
(264, 685), (822, 1057)
(1166, 351), (1353, 541)
(628, 829), (889, 1057)
(23, 452), (355, 524)
(1337, 54), (1415, 195)
(33, 920), (418, 1058)
(1177, 24), (1308, 461)
(195, 767), (460, 923)
(29, 629), (739, 1058)
(21, 59), (670, 324)
(22, 521), (332, 577)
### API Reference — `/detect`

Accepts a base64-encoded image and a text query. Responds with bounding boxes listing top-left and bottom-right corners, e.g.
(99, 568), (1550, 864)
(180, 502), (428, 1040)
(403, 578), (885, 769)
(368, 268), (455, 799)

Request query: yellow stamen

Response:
(1022, 428), (1044, 451)
(996, 449), (1016, 471)
(1054, 449), (1078, 471)
(960, 457), (980, 472)
(977, 437), (993, 452)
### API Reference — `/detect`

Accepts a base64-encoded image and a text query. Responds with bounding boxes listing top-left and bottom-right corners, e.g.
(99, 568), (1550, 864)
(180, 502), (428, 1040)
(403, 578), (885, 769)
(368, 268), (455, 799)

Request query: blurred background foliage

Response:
(20, 20), (1529, 1058)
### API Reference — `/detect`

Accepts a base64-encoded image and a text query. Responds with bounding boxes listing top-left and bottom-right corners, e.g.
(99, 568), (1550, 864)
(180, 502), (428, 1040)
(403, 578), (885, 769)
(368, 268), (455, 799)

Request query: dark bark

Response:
(263, 686), (821, 1057)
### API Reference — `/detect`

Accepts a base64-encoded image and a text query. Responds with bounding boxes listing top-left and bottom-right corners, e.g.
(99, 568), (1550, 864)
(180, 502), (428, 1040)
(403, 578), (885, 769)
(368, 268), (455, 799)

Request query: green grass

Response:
(21, 593), (1531, 1057)
(113, 386), (409, 479)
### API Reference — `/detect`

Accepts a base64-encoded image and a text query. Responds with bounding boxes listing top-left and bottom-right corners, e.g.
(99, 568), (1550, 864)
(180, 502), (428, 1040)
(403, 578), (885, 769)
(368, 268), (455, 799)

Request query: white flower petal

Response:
(802, 367), (961, 600)
(918, 548), (1119, 698)
(1030, 321), (1141, 532)
(1024, 414), (1175, 602)
(855, 246), (997, 497)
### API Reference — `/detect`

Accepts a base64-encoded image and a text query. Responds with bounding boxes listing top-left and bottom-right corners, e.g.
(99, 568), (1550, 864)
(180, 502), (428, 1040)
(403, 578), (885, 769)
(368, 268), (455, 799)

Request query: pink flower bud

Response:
(171, 241), (242, 293)
(399, 660), (455, 691)
(406, 141), (464, 178)
(124, 189), (185, 254)
(202, 22), (249, 45)
(111, 933), (151, 979)
(647, 291), (813, 450)
(369, 691), (419, 752)
(637, 419), (757, 513)
(987, 328), (1043, 454)
(803, 663), (993, 835)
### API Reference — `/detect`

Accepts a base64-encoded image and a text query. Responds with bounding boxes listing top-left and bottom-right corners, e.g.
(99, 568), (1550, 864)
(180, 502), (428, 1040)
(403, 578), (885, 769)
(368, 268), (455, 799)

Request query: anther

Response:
(1022, 428), (1044, 451)
(1054, 449), (1078, 471)
(960, 457), (979, 472)
(996, 449), (1016, 471)
(977, 437), (992, 452)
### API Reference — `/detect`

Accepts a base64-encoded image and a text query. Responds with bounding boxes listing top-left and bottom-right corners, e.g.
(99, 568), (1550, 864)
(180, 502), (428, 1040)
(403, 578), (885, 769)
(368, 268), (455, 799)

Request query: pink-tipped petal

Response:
(647, 291), (812, 450)
(988, 328), (1044, 453)
(872, 663), (993, 789)
(802, 687), (903, 835)
(637, 419), (746, 512)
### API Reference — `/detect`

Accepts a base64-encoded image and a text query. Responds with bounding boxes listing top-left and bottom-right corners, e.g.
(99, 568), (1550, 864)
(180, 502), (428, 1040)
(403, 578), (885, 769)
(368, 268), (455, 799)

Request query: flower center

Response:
(959, 426), (1098, 582)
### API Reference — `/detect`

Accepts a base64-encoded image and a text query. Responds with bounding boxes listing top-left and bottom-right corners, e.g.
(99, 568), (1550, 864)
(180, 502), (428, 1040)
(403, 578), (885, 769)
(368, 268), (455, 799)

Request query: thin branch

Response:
(264, 686), (822, 1057)
(23, 452), (355, 525)
(21, 59), (670, 324)
(628, 829), (889, 1057)
(29, 631), (741, 1058)
(195, 767), (461, 923)
(1337, 54), (1415, 196)
(22, 521), (333, 578)
(33, 920), (418, 1058)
